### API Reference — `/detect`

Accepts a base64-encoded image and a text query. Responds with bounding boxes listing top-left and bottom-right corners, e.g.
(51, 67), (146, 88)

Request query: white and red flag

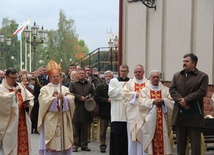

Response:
(13, 19), (30, 36)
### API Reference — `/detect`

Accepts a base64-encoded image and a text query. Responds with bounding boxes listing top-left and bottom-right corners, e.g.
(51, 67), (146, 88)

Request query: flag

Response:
(13, 19), (30, 36)
(16, 22), (22, 41)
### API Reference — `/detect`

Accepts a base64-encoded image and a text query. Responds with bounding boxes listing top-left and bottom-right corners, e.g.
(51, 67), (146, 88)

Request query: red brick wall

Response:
(162, 81), (214, 117)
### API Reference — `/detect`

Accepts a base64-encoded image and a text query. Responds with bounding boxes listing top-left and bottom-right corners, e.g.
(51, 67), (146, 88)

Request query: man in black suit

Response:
(37, 66), (49, 87)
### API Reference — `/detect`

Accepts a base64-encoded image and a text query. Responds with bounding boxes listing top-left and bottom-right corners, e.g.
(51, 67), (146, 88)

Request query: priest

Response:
(38, 60), (75, 154)
(0, 68), (34, 155)
(122, 64), (148, 155)
(139, 70), (174, 155)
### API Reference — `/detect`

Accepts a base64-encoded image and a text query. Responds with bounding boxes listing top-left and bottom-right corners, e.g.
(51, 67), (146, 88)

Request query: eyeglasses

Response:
(7, 76), (18, 80)
(134, 71), (143, 74)
(120, 70), (128, 73)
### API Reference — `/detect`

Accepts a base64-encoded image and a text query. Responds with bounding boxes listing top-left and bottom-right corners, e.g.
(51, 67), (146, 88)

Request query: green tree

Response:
(0, 18), (20, 70)
(78, 39), (89, 54)
(0, 10), (90, 72)
(44, 9), (90, 72)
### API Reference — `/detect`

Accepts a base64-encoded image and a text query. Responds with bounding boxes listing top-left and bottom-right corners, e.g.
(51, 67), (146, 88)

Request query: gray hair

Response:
(149, 70), (160, 77)
(134, 64), (144, 71)
(104, 70), (114, 76)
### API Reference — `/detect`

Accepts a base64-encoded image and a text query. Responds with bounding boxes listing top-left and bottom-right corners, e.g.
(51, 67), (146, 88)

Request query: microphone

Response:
(14, 83), (21, 92)
(14, 83), (18, 87)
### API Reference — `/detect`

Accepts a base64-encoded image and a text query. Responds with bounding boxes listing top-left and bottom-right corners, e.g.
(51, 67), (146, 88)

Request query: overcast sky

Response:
(0, 0), (119, 52)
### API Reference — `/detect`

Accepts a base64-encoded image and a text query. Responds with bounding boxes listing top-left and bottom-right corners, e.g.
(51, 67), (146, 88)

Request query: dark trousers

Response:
(100, 118), (109, 145)
(110, 122), (128, 155)
(176, 126), (202, 155)
(72, 122), (89, 148)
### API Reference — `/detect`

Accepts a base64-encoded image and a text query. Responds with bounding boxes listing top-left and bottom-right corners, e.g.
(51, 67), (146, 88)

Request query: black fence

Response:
(75, 47), (118, 73)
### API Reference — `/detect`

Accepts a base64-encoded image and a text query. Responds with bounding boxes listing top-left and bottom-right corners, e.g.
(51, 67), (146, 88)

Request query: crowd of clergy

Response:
(0, 53), (208, 155)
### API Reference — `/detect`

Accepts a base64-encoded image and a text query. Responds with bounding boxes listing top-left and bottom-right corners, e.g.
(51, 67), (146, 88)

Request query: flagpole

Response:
(20, 38), (22, 70)
(25, 39), (27, 70)
(29, 33), (32, 72)
(13, 19), (31, 71)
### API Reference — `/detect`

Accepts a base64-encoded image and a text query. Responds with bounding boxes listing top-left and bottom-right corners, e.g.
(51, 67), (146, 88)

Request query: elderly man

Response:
(0, 68), (34, 155)
(95, 70), (114, 153)
(122, 64), (147, 155)
(38, 60), (75, 154)
(70, 70), (79, 82)
(108, 64), (130, 155)
(139, 70), (174, 155)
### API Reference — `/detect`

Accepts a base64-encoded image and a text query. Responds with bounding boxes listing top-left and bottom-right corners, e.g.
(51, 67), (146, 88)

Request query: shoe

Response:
(81, 147), (91, 151)
(100, 144), (107, 153)
(100, 148), (106, 153)
(73, 148), (78, 152)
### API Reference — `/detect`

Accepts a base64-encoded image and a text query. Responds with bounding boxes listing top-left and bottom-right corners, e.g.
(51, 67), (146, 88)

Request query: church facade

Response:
(119, 0), (214, 84)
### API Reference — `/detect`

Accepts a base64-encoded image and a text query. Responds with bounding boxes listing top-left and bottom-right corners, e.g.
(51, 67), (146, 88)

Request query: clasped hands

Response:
(81, 94), (92, 102)
(178, 98), (190, 110)
(52, 92), (64, 100)
(153, 98), (164, 106)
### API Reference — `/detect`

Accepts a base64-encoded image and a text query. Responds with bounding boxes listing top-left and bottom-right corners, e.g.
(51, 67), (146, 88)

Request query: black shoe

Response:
(73, 148), (78, 152)
(100, 149), (106, 153)
(81, 147), (91, 151)
(100, 144), (107, 153)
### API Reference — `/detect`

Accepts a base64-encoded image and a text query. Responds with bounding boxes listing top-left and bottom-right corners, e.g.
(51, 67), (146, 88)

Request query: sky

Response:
(0, 0), (119, 52)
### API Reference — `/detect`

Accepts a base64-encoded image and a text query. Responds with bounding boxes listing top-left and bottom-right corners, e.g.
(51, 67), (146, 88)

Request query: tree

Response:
(44, 9), (89, 72)
(78, 39), (89, 54)
(0, 10), (90, 72)
(0, 18), (20, 70)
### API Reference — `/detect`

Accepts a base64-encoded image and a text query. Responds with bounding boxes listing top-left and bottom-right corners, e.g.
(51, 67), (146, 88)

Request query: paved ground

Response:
(30, 129), (214, 155)
(31, 133), (109, 155)
(31, 127), (110, 155)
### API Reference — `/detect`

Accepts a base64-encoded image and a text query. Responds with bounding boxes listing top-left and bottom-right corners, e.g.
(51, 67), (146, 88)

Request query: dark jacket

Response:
(95, 82), (111, 120)
(37, 75), (49, 87)
(169, 68), (208, 128)
(69, 80), (95, 123)
(63, 73), (71, 87)
(87, 75), (103, 88)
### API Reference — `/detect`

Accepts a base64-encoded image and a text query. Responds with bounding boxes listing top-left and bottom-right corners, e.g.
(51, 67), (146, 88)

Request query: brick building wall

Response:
(162, 81), (214, 117)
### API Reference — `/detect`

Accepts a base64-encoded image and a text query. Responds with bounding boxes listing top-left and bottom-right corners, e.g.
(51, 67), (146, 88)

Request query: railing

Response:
(74, 47), (118, 73)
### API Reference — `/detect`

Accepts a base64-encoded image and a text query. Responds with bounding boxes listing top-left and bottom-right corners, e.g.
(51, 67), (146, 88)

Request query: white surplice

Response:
(122, 77), (149, 155)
